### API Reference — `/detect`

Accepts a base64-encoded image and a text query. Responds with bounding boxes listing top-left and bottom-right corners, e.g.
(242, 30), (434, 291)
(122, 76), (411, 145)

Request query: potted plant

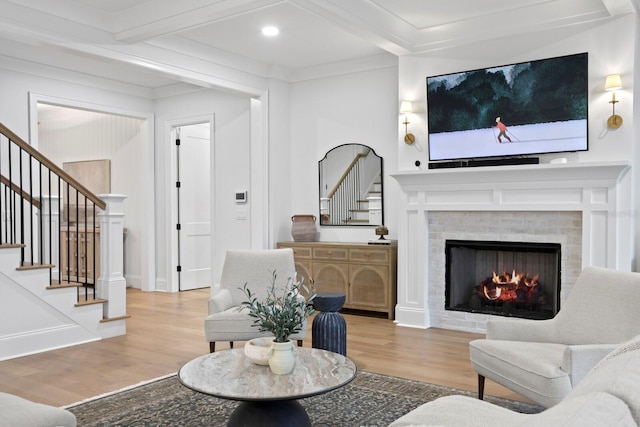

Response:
(240, 271), (316, 374)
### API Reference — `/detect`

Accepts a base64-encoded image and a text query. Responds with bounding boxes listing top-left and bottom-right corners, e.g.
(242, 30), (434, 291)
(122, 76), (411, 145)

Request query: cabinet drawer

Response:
(313, 247), (348, 261)
(290, 246), (313, 259)
(276, 243), (313, 259)
(349, 248), (389, 264)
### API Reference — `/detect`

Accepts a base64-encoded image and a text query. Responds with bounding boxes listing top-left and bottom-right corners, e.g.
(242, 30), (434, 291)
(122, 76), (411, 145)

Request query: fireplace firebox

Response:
(445, 240), (561, 320)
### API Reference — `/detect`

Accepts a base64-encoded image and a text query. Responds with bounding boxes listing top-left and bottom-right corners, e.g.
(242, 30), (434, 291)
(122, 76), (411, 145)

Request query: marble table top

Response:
(178, 347), (357, 402)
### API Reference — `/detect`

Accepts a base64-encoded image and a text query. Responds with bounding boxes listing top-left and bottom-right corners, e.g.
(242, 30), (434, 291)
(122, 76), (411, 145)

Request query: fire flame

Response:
(481, 269), (542, 303)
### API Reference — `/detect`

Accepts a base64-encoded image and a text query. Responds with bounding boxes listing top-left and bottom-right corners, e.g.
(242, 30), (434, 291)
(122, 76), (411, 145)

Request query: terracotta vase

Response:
(268, 340), (295, 375)
(291, 215), (317, 242)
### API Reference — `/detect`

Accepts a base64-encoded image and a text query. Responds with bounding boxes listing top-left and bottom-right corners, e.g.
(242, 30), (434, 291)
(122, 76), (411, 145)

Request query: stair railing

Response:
(0, 122), (106, 301)
(325, 148), (371, 224)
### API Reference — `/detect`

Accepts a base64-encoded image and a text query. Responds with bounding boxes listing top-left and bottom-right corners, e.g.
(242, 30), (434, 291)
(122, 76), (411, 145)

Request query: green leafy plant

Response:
(240, 271), (316, 343)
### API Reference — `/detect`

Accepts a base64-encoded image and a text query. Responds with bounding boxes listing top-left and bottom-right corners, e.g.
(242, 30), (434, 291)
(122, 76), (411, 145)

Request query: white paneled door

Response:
(176, 123), (211, 291)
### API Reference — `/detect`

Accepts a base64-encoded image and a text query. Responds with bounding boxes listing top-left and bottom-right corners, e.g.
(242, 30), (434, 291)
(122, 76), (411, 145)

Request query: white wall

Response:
(398, 15), (636, 171)
(0, 69), (153, 141)
(634, 13), (640, 272)
(288, 66), (400, 243)
(153, 89), (253, 291)
(398, 14), (638, 270)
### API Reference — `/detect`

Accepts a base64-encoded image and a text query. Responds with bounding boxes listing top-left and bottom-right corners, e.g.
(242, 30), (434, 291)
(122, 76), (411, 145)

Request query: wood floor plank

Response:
(0, 288), (528, 406)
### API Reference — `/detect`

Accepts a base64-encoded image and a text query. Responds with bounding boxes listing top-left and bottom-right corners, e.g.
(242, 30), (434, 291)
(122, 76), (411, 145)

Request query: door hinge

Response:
(177, 265), (182, 272)
(175, 138), (181, 146)
(176, 181), (181, 188)
(176, 223), (181, 230)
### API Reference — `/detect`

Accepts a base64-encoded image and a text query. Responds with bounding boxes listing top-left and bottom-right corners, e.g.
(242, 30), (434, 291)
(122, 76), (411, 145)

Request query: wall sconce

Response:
(605, 74), (623, 129)
(400, 101), (415, 144)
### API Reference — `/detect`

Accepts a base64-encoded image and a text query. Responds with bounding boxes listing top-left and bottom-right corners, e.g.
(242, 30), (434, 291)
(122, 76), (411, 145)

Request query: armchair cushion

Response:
(566, 334), (640, 422)
(560, 344), (618, 386)
(470, 340), (571, 408)
(208, 288), (233, 314)
(0, 392), (77, 427)
(390, 392), (635, 427)
(486, 317), (559, 342)
(389, 395), (524, 427)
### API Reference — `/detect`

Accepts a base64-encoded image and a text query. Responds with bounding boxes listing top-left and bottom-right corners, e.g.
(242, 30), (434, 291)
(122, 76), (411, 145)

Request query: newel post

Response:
(97, 194), (127, 319)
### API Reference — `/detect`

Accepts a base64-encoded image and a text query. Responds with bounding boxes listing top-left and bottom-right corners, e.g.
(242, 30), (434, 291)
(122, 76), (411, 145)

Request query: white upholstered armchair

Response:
(469, 266), (640, 408)
(204, 248), (307, 352)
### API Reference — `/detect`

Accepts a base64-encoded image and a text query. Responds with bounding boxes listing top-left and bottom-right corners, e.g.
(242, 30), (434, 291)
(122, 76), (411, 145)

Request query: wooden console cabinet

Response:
(277, 241), (397, 319)
(60, 226), (100, 284)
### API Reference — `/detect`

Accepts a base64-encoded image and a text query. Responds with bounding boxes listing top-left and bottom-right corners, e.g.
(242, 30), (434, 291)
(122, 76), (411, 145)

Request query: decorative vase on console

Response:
(291, 214), (317, 242)
(240, 271), (316, 375)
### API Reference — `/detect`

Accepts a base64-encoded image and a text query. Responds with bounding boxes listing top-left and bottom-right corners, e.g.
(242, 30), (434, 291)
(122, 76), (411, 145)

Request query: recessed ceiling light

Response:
(262, 26), (279, 37)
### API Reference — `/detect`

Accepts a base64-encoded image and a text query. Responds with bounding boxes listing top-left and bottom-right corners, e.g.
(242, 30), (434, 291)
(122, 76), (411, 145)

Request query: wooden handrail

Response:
(0, 122), (106, 210)
(0, 174), (41, 209)
(326, 148), (371, 199)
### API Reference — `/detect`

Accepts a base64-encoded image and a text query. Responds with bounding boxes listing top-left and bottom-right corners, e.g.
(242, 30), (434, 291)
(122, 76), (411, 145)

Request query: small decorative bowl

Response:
(244, 338), (272, 365)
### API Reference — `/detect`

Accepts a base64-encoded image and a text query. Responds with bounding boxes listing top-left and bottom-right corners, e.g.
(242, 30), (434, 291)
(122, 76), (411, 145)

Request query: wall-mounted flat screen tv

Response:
(427, 53), (588, 162)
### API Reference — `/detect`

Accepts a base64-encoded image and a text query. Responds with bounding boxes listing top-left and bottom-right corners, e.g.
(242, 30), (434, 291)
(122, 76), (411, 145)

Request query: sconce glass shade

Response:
(605, 74), (622, 91)
(605, 74), (623, 129)
(400, 101), (413, 114)
(399, 101), (415, 144)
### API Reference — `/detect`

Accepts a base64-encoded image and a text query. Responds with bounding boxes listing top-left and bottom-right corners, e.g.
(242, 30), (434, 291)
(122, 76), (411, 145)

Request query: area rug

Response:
(66, 371), (542, 426)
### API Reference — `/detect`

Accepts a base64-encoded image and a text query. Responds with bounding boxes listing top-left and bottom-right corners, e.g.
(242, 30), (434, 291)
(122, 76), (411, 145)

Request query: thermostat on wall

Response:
(235, 191), (248, 203)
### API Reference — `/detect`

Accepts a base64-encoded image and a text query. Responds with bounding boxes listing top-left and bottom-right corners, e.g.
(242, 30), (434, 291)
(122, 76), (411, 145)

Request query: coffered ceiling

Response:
(0, 0), (637, 96)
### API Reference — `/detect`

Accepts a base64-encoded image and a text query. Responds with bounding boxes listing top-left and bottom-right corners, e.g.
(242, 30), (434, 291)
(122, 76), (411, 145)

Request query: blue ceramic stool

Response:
(312, 292), (347, 355)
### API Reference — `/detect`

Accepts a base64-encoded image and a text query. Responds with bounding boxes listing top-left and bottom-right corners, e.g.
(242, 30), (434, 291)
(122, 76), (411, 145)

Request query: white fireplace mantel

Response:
(390, 161), (631, 329)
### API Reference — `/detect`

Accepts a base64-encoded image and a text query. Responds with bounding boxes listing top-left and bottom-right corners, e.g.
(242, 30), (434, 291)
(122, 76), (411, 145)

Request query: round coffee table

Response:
(178, 347), (357, 427)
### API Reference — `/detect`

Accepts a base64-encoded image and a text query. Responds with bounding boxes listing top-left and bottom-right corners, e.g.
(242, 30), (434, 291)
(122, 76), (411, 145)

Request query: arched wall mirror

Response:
(318, 144), (383, 226)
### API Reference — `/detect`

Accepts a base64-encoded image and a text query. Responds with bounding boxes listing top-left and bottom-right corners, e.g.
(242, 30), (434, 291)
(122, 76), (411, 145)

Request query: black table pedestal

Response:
(227, 401), (311, 427)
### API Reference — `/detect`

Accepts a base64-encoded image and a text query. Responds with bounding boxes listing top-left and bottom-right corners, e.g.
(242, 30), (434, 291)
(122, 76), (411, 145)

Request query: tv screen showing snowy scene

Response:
(426, 53), (588, 162)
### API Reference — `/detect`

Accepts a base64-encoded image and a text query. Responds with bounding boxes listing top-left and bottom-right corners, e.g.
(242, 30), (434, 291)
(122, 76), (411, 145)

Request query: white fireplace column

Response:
(391, 161), (631, 331)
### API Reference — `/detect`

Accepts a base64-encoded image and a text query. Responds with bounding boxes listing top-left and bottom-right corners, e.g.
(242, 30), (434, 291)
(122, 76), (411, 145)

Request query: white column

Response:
(37, 195), (61, 275)
(97, 194), (127, 319)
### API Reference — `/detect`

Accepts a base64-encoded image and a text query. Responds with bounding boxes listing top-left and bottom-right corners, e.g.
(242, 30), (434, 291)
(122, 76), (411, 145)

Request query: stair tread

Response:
(100, 314), (131, 323)
(0, 243), (26, 249)
(48, 281), (83, 289)
(17, 263), (55, 271)
(75, 296), (107, 307)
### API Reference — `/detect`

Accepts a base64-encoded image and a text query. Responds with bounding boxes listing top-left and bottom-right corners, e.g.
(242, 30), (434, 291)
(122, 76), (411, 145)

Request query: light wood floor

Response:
(0, 288), (528, 407)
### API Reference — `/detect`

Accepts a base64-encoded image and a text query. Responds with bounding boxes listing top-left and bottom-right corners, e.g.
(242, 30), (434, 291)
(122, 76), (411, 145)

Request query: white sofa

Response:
(390, 334), (640, 426)
(0, 392), (76, 427)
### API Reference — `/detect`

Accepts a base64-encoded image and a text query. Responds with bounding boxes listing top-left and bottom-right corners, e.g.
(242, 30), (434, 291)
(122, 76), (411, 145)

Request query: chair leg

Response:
(209, 342), (215, 353)
(478, 374), (485, 400)
(297, 339), (303, 347)
(230, 341), (234, 349)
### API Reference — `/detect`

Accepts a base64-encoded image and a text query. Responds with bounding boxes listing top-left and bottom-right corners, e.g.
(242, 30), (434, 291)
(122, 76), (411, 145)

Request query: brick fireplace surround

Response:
(391, 161), (631, 333)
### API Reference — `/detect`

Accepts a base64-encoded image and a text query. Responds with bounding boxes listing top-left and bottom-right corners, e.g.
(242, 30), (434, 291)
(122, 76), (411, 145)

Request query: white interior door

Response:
(177, 123), (211, 291)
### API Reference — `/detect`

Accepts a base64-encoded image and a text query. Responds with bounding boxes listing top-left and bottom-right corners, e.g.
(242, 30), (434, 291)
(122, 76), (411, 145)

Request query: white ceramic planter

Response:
(268, 340), (295, 374)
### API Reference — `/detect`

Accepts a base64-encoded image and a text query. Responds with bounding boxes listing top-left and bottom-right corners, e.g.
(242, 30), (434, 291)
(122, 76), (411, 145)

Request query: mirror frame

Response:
(318, 144), (383, 227)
